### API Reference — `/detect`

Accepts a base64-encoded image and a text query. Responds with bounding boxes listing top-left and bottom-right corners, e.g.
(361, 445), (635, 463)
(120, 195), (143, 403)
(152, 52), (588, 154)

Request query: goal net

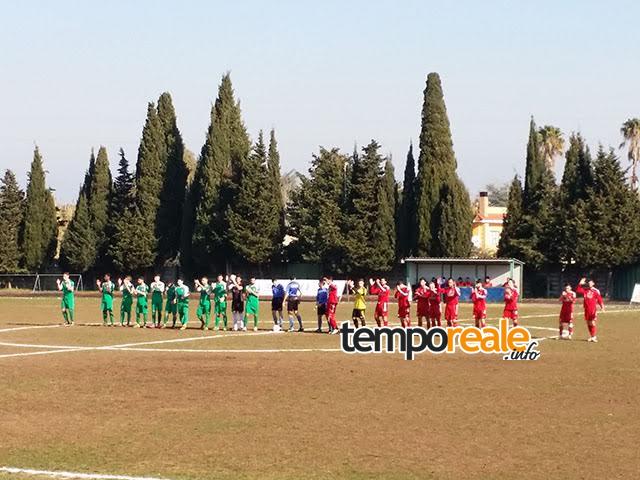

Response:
(0, 274), (84, 292)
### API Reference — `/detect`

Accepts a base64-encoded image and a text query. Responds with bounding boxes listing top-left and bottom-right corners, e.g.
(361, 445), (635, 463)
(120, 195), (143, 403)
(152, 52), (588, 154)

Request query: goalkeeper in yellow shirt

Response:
(347, 278), (367, 328)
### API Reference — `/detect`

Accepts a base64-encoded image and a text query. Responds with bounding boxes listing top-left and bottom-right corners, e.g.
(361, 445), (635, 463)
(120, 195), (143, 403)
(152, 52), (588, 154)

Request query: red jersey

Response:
(414, 286), (430, 311)
(504, 288), (519, 310)
(444, 286), (460, 306)
(370, 283), (390, 304)
(327, 283), (339, 304)
(576, 285), (603, 317)
(471, 287), (488, 309)
(560, 290), (577, 319)
(395, 286), (410, 317)
(427, 287), (442, 305)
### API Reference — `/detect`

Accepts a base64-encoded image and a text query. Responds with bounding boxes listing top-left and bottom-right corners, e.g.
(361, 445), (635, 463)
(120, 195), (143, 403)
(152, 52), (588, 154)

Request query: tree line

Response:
(498, 118), (640, 275)
(0, 72), (473, 275)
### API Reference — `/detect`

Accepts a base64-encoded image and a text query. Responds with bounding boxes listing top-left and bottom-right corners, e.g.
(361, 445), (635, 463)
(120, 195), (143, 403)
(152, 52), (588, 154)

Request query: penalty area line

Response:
(0, 466), (170, 480)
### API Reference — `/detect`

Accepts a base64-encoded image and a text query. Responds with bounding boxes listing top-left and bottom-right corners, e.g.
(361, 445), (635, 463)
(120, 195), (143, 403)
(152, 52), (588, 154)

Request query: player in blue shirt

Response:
(271, 279), (285, 329)
(284, 277), (304, 332)
(315, 278), (329, 333)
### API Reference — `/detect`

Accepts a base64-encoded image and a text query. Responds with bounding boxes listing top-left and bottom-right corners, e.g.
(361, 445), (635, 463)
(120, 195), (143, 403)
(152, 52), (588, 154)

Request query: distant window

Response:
(489, 230), (501, 247)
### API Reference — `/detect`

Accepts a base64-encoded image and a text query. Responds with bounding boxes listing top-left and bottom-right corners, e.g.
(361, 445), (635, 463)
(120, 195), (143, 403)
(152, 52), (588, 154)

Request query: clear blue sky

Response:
(1, 0), (639, 203)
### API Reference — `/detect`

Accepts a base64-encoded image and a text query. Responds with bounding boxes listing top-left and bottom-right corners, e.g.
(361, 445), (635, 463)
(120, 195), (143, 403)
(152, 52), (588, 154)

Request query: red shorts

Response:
(444, 303), (458, 321)
(503, 308), (518, 320)
(559, 311), (574, 323)
(584, 310), (597, 322)
(398, 305), (410, 318)
(417, 303), (429, 318)
(375, 302), (388, 317)
(473, 307), (486, 320)
(428, 303), (441, 319)
(327, 303), (337, 317)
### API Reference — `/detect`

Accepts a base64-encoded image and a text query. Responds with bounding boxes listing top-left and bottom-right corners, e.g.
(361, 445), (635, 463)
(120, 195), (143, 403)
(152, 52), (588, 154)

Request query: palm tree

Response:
(620, 118), (640, 190)
(538, 125), (565, 171)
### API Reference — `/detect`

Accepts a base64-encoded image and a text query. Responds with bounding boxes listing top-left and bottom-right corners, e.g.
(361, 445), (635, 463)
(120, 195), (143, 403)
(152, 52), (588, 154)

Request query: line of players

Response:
(341, 276), (604, 342)
(56, 272), (605, 341)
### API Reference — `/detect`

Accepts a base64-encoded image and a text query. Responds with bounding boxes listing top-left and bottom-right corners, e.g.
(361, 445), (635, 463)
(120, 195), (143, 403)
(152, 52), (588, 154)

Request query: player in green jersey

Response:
(96, 274), (115, 326)
(244, 277), (260, 332)
(150, 274), (165, 327)
(56, 273), (75, 326)
(163, 281), (177, 328)
(134, 277), (150, 327)
(175, 278), (190, 330)
(194, 277), (212, 330)
(213, 274), (228, 331)
(118, 276), (135, 326)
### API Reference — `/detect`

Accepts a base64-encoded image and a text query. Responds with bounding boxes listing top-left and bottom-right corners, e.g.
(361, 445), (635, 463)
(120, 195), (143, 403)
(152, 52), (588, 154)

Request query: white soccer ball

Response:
(561, 329), (570, 339)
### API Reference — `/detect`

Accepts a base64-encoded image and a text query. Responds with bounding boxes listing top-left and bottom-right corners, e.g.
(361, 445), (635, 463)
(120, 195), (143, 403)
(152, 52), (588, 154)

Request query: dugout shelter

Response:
(402, 257), (524, 302)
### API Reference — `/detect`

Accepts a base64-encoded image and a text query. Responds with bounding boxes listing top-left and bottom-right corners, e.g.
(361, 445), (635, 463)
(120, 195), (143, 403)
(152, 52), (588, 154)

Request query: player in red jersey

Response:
(326, 276), (340, 334)
(471, 279), (488, 328)
(394, 281), (411, 328)
(558, 283), (577, 339)
(369, 278), (390, 327)
(414, 277), (430, 327)
(575, 277), (604, 342)
(503, 279), (519, 326)
(427, 280), (443, 327)
(443, 278), (460, 327)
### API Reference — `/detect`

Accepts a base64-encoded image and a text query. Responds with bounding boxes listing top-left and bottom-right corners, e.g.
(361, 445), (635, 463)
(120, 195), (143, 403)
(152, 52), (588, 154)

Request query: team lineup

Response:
(55, 273), (605, 342)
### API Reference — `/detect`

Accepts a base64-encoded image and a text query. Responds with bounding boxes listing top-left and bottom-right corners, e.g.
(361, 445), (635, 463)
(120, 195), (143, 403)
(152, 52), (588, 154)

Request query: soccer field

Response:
(0, 297), (639, 480)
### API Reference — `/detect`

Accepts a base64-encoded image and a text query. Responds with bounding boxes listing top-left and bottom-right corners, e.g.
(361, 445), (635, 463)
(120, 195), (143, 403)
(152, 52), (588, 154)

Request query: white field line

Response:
(0, 341), (86, 349)
(0, 466), (169, 480)
(0, 325), (61, 333)
(113, 347), (342, 353)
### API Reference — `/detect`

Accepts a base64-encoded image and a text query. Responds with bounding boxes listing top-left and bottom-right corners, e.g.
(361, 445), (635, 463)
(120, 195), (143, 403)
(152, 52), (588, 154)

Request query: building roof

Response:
(403, 257), (525, 265)
(473, 213), (505, 222)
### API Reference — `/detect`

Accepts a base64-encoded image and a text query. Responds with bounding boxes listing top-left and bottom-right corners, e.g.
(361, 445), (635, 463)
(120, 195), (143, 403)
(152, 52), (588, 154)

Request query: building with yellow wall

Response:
(471, 192), (506, 253)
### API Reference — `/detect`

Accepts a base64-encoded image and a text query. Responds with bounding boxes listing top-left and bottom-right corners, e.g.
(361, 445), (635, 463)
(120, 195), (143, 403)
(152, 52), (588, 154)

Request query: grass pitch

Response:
(0, 296), (639, 479)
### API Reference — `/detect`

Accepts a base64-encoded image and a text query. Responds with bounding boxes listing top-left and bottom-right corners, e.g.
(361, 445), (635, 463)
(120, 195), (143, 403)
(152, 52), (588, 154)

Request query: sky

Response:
(1, 0), (639, 203)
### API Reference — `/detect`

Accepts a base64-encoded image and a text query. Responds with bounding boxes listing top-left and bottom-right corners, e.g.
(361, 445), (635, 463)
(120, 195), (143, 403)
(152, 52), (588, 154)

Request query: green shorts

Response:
(61, 297), (74, 310)
(121, 299), (132, 314)
(196, 302), (211, 317)
(136, 302), (148, 314)
(214, 302), (227, 315)
(177, 303), (189, 317)
(245, 300), (259, 316)
(101, 297), (114, 311)
(165, 302), (177, 314)
(152, 294), (163, 311)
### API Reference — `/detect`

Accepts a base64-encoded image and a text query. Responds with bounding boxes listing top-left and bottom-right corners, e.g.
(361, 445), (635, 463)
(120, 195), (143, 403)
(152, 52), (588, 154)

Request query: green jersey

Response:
(62, 280), (75, 299)
(198, 284), (213, 305)
(213, 282), (227, 304)
(166, 284), (176, 303)
(151, 281), (165, 298)
(175, 285), (190, 305)
(136, 284), (149, 306)
(121, 283), (134, 303)
(101, 281), (115, 299)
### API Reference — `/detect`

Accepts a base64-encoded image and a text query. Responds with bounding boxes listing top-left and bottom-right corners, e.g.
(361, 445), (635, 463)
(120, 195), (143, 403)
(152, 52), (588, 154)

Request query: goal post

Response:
(630, 283), (640, 305)
(0, 273), (84, 292)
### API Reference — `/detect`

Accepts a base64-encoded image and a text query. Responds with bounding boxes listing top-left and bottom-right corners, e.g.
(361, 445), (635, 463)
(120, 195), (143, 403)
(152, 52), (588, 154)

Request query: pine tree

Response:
(288, 147), (348, 271)
(88, 146), (112, 260)
(267, 129), (285, 247)
(59, 192), (96, 272)
(21, 147), (58, 271)
(226, 131), (280, 265)
(415, 73), (465, 256)
(397, 143), (417, 257)
(0, 170), (25, 272)
(156, 92), (187, 261)
(190, 73), (251, 268)
(497, 175), (523, 258)
(107, 149), (135, 271)
(574, 147), (640, 271)
(134, 102), (166, 267)
(112, 148), (135, 215)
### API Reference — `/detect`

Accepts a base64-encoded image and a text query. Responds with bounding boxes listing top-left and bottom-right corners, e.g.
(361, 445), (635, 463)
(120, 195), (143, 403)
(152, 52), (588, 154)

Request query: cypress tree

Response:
(574, 147), (640, 271)
(226, 131), (280, 265)
(157, 92), (187, 261)
(397, 143), (417, 257)
(375, 157), (397, 268)
(21, 147), (57, 271)
(0, 170), (25, 272)
(267, 129), (285, 246)
(435, 178), (473, 257)
(497, 175), (524, 258)
(191, 73), (251, 269)
(523, 117), (544, 211)
(134, 102), (166, 267)
(59, 192), (96, 272)
(88, 146), (112, 261)
(288, 147), (348, 271)
(107, 149), (136, 271)
(178, 149), (198, 272)
(112, 148), (135, 215)
(415, 73), (464, 256)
